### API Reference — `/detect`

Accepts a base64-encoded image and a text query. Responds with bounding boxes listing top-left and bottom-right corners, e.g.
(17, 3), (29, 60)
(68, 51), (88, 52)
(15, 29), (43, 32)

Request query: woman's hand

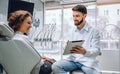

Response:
(41, 56), (55, 63)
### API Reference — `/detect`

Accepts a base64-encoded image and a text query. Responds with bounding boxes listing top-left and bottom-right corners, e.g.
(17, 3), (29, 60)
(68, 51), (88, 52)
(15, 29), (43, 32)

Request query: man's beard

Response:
(75, 18), (83, 26)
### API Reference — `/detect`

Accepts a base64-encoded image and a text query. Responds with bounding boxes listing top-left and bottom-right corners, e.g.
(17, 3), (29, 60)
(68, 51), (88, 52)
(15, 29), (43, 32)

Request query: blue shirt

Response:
(67, 22), (100, 70)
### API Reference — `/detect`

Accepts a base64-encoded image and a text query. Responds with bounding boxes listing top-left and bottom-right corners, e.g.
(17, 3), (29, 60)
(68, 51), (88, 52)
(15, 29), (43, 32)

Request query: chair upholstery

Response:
(0, 22), (41, 74)
(0, 22), (14, 38)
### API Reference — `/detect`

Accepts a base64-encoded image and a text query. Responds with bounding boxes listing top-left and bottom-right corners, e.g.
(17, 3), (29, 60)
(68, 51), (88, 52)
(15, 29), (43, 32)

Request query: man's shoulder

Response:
(87, 25), (100, 35)
(88, 25), (99, 32)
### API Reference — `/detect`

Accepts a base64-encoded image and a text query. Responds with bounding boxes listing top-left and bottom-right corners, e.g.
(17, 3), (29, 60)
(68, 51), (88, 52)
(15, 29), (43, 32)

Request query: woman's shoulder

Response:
(13, 31), (29, 40)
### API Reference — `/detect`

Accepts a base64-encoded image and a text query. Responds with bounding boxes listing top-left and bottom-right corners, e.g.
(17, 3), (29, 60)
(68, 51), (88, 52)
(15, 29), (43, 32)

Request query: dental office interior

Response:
(0, 0), (120, 74)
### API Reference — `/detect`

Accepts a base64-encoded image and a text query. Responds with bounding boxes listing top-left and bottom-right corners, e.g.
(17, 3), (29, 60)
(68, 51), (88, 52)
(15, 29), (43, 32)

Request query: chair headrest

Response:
(0, 22), (14, 38)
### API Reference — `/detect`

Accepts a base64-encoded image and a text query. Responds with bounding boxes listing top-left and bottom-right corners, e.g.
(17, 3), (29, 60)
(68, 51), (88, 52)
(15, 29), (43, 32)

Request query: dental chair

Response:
(0, 22), (41, 74)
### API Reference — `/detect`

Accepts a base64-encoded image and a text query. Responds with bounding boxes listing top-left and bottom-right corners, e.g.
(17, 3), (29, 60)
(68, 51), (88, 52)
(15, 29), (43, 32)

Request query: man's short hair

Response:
(72, 5), (87, 14)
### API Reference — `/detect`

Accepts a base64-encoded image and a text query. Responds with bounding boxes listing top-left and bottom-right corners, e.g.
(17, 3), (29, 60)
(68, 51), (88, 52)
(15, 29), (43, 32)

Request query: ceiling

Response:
(97, 0), (120, 4)
(41, 0), (120, 8)
(41, 0), (120, 4)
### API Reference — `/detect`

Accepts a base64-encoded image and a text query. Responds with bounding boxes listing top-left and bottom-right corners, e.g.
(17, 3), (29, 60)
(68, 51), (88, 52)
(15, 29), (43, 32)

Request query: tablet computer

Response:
(63, 40), (84, 55)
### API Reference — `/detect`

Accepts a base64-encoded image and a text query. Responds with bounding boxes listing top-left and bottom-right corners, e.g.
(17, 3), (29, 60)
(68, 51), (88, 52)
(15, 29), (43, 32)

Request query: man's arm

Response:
(70, 29), (101, 57)
(84, 29), (101, 57)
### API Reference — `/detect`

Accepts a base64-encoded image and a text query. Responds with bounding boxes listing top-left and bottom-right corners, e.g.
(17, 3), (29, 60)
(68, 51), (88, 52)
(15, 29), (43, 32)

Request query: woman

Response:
(8, 10), (55, 74)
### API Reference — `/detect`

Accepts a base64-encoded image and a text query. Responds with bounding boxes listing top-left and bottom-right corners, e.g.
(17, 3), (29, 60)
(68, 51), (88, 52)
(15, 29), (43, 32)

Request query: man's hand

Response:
(70, 45), (86, 55)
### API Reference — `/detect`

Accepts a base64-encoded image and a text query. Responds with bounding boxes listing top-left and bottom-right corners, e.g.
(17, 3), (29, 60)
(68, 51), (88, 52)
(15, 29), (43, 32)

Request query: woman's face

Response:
(18, 16), (32, 35)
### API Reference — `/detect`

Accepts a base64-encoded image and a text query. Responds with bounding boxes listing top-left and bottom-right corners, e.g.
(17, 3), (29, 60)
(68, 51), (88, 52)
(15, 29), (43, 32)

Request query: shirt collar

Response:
(75, 22), (90, 32)
(15, 31), (27, 36)
(15, 31), (24, 35)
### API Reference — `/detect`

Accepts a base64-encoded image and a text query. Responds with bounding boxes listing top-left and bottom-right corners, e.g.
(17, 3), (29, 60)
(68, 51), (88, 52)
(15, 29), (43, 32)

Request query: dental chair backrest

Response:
(0, 22), (41, 74)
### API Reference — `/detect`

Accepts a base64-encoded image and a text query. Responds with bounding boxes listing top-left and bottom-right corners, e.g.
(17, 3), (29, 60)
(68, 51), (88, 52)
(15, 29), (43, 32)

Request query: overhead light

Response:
(41, 0), (59, 2)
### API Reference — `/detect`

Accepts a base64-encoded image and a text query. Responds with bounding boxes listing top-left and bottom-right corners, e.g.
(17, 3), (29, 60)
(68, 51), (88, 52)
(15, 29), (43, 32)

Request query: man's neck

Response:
(77, 21), (86, 29)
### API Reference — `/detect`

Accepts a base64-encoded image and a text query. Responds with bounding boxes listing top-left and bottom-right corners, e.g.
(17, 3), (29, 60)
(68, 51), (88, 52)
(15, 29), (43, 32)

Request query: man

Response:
(52, 5), (101, 74)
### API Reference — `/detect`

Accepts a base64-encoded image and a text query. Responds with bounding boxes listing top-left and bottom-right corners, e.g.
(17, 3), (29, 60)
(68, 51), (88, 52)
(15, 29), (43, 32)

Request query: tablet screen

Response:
(63, 40), (84, 55)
